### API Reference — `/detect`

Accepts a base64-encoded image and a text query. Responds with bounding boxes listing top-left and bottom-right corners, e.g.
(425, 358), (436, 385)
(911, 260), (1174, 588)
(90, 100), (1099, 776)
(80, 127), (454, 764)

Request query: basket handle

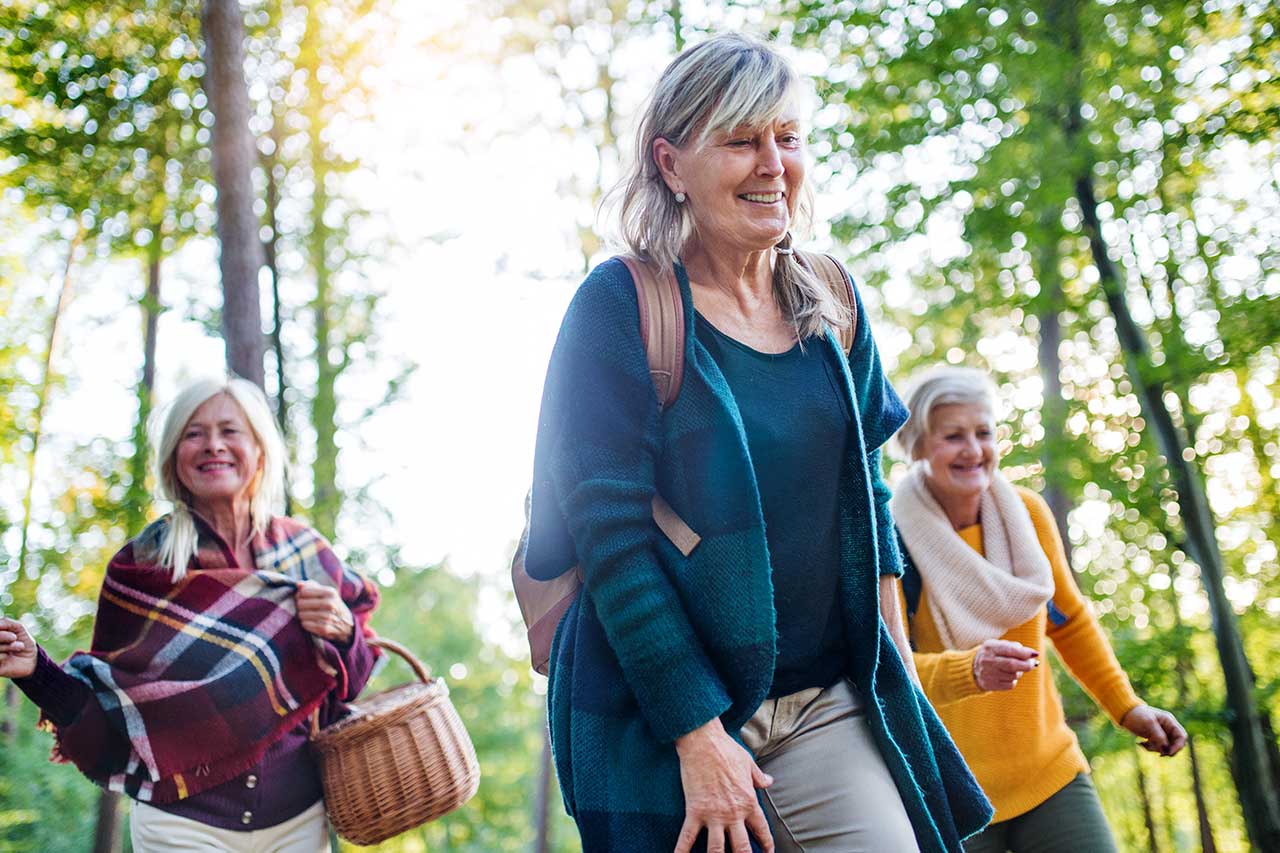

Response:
(308, 636), (433, 738)
(367, 637), (432, 683)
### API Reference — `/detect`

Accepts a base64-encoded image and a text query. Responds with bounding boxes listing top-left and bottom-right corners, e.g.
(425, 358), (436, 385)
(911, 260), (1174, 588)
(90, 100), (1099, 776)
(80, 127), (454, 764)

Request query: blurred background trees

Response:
(1, 0), (1276, 850)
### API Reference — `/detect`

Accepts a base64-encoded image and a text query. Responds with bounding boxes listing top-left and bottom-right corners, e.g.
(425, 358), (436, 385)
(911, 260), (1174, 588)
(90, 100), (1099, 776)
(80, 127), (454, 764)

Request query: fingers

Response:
(674, 818), (699, 853)
(750, 762), (774, 789)
(728, 822), (752, 853)
(1143, 716), (1169, 752)
(705, 823), (726, 853)
(0, 619), (28, 640)
(294, 580), (337, 602)
(986, 639), (1038, 660)
(1162, 715), (1188, 756)
(1149, 710), (1186, 756)
(0, 619), (30, 651)
(974, 641), (1040, 691)
(746, 804), (775, 853)
(992, 656), (1037, 676)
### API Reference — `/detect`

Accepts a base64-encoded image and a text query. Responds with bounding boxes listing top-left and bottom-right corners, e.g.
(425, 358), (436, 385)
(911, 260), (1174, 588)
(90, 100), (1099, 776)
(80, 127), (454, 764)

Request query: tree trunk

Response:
(16, 230), (80, 588)
(534, 719), (553, 853)
(1185, 738), (1218, 853)
(126, 246), (162, 537)
(91, 790), (123, 853)
(7, 229), (80, 743)
(1033, 219), (1075, 568)
(96, 244), (163, 852)
(201, 0), (265, 388)
(1075, 171), (1280, 848)
(264, 123), (288, 440)
(301, 11), (340, 540)
(1168, 587), (1220, 852)
(1134, 751), (1162, 853)
(263, 123), (293, 516)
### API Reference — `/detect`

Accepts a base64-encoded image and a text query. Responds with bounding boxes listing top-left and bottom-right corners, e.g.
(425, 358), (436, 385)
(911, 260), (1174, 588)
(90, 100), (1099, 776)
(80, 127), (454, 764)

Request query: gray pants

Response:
(741, 679), (919, 852)
(962, 774), (1117, 853)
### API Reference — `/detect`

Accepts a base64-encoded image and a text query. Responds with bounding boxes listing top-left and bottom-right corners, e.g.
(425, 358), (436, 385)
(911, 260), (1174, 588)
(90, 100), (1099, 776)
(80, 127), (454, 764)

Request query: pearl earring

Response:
(674, 191), (686, 203)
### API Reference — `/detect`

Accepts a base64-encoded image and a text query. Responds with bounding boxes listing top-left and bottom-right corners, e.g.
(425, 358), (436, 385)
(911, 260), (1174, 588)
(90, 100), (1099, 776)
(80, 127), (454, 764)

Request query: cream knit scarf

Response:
(892, 464), (1054, 650)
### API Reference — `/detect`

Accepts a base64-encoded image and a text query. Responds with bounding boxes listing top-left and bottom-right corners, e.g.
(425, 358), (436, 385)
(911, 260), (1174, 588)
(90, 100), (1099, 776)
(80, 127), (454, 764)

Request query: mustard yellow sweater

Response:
(899, 486), (1142, 822)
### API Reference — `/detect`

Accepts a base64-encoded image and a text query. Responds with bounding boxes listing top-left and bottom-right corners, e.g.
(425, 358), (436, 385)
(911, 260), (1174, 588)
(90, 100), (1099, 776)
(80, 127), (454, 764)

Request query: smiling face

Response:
(918, 403), (998, 509)
(173, 393), (263, 515)
(657, 111), (806, 254)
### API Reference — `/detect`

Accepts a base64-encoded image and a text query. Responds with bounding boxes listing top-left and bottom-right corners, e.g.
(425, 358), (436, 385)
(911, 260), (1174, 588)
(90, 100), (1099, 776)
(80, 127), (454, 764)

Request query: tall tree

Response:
(3, 229), (79, 744)
(202, 0), (265, 387)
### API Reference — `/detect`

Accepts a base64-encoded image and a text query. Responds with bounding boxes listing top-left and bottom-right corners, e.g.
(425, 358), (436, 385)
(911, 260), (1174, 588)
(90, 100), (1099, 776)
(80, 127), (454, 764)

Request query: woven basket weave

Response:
(311, 638), (480, 845)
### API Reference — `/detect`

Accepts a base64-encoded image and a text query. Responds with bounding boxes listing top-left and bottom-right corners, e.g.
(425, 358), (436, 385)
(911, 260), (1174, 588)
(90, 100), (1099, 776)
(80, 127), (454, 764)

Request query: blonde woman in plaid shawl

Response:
(0, 376), (380, 851)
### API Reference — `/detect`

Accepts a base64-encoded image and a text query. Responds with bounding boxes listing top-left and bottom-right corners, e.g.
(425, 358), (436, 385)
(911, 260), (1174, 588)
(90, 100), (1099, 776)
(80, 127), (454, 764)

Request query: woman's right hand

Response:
(674, 717), (774, 853)
(0, 617), (37, 679)
(972, 639), (1038, 691)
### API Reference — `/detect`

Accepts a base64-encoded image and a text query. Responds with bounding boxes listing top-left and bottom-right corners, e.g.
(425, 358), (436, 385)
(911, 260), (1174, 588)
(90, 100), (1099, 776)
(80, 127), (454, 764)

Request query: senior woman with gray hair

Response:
(891, 365), (1186, 852)
(525, 33), (990, 853)
(0, 376), (379, 851)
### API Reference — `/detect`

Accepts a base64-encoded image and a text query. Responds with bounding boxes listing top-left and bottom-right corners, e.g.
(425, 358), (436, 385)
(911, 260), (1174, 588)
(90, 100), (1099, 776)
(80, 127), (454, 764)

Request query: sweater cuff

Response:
(628, 650), (733, 744)
(1097, 682), (1143, 727)
(939, 647), (983, 703)
(13, 647), (90, 727)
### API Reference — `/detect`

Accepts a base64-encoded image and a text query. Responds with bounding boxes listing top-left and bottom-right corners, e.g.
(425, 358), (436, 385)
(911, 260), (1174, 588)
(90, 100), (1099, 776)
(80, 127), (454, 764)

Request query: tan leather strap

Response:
(796, 250), (858, 353)
(619, 255), (684, 410)
(652, 494), (700, 556)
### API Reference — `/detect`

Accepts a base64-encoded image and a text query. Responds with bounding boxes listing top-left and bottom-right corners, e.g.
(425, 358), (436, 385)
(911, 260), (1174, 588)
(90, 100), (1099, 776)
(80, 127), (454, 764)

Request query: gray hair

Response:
(612, 33), (848, 339)
(895, 366), (998, 460)
(153, 376), (286, 580)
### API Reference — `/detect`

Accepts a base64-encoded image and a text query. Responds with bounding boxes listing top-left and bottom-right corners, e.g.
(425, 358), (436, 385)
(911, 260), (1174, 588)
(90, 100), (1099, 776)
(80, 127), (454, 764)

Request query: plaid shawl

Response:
(47, 514), (378, 803)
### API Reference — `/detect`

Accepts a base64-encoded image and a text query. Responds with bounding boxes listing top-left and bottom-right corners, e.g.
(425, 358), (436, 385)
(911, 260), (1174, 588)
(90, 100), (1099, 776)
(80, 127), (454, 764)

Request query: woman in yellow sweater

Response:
(892, 366), (1186, 852)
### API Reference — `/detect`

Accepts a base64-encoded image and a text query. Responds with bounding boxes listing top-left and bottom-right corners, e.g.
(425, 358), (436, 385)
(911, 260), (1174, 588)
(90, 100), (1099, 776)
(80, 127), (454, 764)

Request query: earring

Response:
(775, 232), (794, 256)
(674, 191), (686, 203)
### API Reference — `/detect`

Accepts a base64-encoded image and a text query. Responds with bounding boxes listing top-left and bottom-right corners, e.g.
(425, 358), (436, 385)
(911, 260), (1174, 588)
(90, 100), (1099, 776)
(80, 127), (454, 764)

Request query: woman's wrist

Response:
(675, 716), (725, 756)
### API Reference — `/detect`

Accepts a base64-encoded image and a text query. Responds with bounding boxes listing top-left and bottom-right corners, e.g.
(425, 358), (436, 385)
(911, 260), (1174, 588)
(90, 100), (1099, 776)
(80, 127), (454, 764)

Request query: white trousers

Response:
(741, 679), (920, 852)
(130, 800), (328, 853)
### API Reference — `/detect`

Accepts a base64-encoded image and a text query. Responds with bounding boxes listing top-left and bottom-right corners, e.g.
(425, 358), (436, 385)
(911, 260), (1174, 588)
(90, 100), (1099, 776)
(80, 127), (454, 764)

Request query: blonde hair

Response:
(895, 366), (998, 460)
(153, 376), (285, 580)
(612, 33), (848, 338)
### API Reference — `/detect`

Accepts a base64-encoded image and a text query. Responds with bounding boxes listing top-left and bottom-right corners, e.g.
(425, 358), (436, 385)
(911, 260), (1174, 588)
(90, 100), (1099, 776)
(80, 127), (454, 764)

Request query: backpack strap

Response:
(618, 255), (684, 409)
(796, 250), (858, 353)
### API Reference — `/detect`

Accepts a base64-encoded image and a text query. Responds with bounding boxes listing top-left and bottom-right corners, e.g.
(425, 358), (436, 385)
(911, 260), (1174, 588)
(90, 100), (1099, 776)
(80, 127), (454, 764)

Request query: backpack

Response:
(513, 251), (859, 675)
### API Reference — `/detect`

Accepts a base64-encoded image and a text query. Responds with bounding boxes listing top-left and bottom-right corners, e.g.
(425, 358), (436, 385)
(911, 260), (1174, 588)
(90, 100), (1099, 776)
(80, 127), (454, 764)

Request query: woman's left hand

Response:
(1121, 704), (1187, 757)
(295, 580), (354, 642)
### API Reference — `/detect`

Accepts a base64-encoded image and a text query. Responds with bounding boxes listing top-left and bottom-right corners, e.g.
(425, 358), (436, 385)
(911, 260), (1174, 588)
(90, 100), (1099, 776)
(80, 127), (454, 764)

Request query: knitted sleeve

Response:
(13, 646), (91, 727)
(1023, 489), (1142, 725)
(538, 260), (731, 743)
(869, 450), (904, 577)
(896, 583), (984, 705)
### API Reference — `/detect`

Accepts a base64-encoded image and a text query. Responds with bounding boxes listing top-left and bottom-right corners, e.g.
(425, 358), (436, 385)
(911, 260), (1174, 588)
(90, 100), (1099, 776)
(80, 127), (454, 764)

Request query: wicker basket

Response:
(311, 638), (480, 845)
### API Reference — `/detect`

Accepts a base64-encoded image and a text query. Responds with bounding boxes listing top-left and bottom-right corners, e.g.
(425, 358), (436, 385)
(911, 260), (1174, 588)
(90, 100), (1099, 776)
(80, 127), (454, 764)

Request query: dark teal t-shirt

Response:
(695, 313), (851, 697)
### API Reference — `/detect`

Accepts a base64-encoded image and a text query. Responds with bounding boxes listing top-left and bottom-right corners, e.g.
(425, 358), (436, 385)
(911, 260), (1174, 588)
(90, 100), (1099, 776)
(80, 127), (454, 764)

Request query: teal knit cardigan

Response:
(527, 258), (992, 851)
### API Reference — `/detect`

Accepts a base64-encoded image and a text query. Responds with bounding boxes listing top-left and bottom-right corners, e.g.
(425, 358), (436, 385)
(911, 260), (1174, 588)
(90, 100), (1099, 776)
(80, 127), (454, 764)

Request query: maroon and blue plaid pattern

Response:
(49, 515), (378, 804)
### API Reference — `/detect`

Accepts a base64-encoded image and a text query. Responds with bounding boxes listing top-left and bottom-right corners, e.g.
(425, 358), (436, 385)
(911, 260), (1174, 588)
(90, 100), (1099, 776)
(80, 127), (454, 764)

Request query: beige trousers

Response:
(130, 799), (328, 853)
(741, 679), (920, 853)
